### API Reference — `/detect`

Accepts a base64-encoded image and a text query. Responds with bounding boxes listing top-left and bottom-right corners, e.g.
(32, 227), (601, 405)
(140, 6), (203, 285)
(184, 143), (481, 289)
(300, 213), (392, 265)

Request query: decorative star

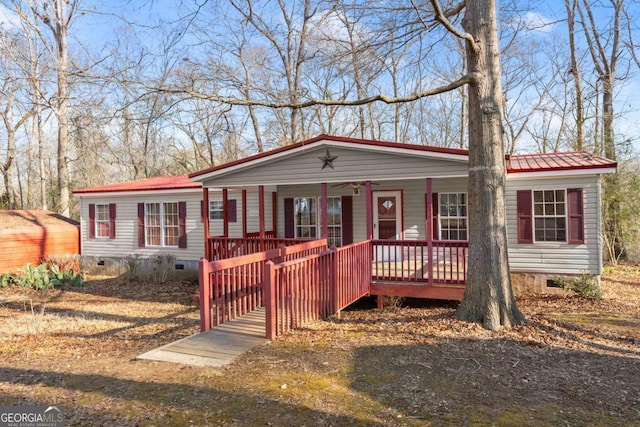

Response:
(319, 149), (337, 169)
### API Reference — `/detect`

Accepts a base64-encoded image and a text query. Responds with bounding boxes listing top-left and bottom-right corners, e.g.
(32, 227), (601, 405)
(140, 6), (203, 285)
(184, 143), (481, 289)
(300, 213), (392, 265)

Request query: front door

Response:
(374, 191), (402, 240)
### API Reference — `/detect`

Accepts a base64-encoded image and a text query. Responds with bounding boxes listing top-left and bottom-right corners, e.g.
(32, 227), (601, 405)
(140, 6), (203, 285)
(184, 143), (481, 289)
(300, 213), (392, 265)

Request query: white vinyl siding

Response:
(78, 189), (268, 261)
(506, 175), (601, 275)
(202, 145), (468, 188)
(277, 178), (469, 244)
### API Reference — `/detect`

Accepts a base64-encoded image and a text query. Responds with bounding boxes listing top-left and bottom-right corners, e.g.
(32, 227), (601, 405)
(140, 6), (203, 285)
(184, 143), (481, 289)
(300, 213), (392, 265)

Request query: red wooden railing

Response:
(207, 235), (312, 261)
(199, 239), (328, 331)
(199, 237), (467, 338)
(372, 239), (467, 284)
(335, 240), (372, 310)
(263, 240), (371, 339)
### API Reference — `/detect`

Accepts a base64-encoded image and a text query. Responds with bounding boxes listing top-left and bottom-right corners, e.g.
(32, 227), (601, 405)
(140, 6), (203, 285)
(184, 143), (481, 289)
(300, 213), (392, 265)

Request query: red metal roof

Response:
(72, 175), (201, 194)
(507, 151), (617, 173)
(189, 134), (617, 179)
(73, 138), (617, 195)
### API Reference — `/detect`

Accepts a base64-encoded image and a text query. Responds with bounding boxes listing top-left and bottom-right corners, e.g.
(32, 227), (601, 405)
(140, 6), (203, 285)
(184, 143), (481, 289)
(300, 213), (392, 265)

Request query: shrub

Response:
(123, 255), (143, 280)
(152, 254), (175, 284)
(551, 273), (602, 299)
(12, 262), (86, 292)
(42, 254), (82, 276)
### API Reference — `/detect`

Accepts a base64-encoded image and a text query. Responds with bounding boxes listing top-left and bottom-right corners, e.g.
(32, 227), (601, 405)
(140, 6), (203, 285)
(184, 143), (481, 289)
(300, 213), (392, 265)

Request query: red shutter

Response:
(137, 203), (146, 247)
(567, 188), (584, 244)
(432, 193), (439, 240)
(108, 204), (116, 239)
(517, 190), (533, 243)
(284, 198), (295, 238)
(341, 195), (353, 245)
(227, 199), (237, 223)
(88, 204), (96, 239)
(178, 201), (187, 248)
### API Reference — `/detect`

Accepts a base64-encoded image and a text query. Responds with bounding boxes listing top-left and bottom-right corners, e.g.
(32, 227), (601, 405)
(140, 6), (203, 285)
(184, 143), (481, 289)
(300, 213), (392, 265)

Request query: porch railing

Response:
(199, 239), (328, 331)
(207, 235), (313, 261)
(372, 239), (468, 285)
(264, 240), (371, 339)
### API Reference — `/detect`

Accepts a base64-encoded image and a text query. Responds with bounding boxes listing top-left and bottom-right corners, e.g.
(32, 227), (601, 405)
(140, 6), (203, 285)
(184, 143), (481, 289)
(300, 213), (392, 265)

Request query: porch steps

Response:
(137, 308), (267, 367)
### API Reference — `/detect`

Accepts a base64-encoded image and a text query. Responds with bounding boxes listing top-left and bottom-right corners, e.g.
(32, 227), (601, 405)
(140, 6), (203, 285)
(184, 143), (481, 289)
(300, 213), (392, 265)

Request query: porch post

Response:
(222, 188), (229, 237)
(242, 189), (248, 237)
(321, 182), (328, 240)
(426, 178), (434, 286)
(203, 187), (210, 260)
(365, 180), (373, 240)
(272, 191), (277, 235)
(258, 185), (265, 251)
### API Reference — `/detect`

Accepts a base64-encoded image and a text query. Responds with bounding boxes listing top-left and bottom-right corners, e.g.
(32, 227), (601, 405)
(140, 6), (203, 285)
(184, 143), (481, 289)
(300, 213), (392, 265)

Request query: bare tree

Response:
(0, 30), (32, 208)
(565, 0), (586, 150)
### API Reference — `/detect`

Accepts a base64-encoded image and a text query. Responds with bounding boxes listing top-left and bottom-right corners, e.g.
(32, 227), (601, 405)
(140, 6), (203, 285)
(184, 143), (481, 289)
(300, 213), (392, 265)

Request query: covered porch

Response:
(200, 176), (467, 304)
(191, 136), (471, 338)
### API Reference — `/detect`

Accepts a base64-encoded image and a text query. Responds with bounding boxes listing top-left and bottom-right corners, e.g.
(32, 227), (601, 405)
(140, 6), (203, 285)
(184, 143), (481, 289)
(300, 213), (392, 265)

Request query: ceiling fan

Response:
(331, 181), (378, 196)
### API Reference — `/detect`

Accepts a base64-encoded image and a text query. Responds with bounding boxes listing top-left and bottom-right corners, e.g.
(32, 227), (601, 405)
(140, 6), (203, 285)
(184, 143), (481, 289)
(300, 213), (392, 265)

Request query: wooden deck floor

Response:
(137, 308), (267, 367)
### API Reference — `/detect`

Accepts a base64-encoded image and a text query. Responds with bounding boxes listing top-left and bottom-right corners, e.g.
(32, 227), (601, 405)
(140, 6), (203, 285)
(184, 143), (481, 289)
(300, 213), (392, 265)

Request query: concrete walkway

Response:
(137, 308), (268, 367)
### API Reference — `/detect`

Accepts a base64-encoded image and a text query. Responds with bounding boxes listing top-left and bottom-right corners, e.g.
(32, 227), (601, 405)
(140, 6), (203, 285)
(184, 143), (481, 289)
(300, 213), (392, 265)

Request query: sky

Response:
(1, 0), (638, 155)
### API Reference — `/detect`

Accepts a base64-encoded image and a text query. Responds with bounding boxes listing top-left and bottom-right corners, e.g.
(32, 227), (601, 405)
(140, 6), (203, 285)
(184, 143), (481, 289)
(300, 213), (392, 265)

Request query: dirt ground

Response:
(0, 266), (638, 426)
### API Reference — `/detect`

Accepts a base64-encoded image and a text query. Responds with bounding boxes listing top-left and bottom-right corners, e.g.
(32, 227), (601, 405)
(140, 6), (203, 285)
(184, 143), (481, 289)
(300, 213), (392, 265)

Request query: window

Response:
(209, 200), (224, 221)
(327, 197), (342, 247)
(517, 188), (583, 244)
(145, 202), (179, 247)
(533, 190), (566, 242)
(89, 203), (115, 239)
(285, 196), (346, 245)
(95, 204), (110, 238)
(294, 197), (317, 239)
(439, 193), (467, 240)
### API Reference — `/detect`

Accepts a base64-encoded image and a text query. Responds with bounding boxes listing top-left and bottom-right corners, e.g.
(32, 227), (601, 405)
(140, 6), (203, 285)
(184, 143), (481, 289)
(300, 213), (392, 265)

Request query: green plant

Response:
(8, 261), (86, 335)
(16, 263), (52, 292)
(551, 272), (602, 299)
(42, 254), (82, 276)
(14, 262), (86, 292)
(152, 254), (175, 284)
(1, 273), (15, 287)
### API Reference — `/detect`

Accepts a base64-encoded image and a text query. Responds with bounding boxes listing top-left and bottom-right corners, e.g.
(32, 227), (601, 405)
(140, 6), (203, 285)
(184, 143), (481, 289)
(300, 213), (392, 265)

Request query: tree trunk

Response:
(455, 0), (525, 330)
(55, 0), (70, 216)
(565, 0), (585, 151)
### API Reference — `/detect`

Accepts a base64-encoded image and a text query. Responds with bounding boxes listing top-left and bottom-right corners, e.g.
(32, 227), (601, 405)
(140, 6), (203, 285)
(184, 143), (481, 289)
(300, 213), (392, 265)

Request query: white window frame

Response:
(327, 197), (342, 247)
(145, 202), (179, 247)
(209, 200), (224, 221)
(438, 193), (468, 241)
(294, 196), (343, 246)
(533, 189), (567, 243)
(95, 204), (110, 238)
(294, 197), (318, 240)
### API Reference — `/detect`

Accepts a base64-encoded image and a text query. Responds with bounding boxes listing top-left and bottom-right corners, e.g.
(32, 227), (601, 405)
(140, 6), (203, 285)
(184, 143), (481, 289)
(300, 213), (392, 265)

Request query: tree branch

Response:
(429, 0), (477, 51)
(147, 73), (477, 109)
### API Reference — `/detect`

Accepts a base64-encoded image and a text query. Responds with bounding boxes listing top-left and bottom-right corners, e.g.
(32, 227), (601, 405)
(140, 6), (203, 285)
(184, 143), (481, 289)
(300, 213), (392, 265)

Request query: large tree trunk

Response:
(455, 0), (525, 330)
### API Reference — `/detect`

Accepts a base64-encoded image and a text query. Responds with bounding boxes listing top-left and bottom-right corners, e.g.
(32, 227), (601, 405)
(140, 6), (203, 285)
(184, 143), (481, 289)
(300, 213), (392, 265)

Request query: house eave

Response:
(189, 138), (469, 184)
(73, 187), (216, 198)
(506, 167), (617, 180)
